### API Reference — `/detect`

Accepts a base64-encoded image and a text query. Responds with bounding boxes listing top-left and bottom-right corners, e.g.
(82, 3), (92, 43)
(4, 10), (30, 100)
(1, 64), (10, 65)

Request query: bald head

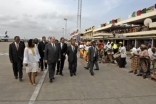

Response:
(51, 36), (55, 43)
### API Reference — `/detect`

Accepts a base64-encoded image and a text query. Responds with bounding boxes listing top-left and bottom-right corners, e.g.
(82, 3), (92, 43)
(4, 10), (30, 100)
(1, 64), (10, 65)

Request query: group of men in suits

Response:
(44, 36), (78, 83)
(9, 36), (99, 83)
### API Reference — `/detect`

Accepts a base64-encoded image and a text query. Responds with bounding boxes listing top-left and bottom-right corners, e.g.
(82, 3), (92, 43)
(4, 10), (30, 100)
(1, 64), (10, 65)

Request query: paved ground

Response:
(0, 42), (156, 104)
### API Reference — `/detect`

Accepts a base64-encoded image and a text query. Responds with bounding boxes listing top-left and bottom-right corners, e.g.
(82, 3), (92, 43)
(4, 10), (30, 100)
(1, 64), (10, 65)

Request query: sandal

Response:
(29, 82), (33, 85)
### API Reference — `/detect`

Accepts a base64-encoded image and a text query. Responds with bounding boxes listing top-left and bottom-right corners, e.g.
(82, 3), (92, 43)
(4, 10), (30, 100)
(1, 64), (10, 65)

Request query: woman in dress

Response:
(137, 44), (149, 79)
(23, 39), (40, 85)
(129, 44), (139, 74)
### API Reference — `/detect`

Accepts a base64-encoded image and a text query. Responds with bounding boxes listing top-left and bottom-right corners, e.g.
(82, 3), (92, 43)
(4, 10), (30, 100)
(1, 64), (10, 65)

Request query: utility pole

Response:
(77, 0), (82, 33)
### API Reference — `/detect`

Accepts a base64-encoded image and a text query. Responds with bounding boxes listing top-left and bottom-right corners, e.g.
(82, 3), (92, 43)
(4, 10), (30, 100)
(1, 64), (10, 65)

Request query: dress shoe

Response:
(70, 74), (73, 77)
(56, 72), (59, 75)
(15, 76), (18, 79)
(60, 73), (64, 76)
(84, 67), (89, 70)
(94, 69), (99, 70)
(73, 73), (76, 76)
(52, 77), (55, 79)
(19, 78), (23, 82)
(50, 79), (53, 83)
(91, 73), (94, 76)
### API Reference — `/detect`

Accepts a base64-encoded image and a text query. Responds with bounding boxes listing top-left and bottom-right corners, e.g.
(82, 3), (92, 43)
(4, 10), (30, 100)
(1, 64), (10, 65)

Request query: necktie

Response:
(61, 43), (63, 49)
(94, 47), (96, 57)
(73, 46), (75, 52)
(16, 43), (19, 50)
(53, 44), (55, 49)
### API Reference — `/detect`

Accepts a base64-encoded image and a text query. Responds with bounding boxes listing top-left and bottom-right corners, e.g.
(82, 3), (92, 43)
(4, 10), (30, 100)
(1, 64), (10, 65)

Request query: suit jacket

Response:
(67, 45), (78, 63)
(88, 46), (98, 61)
(38, 41), (48, 57)
(58, 42), (67, 59)
(9, 42), (25, 63)
(44, 43), (61, 64)
(20, 41), (25, 49)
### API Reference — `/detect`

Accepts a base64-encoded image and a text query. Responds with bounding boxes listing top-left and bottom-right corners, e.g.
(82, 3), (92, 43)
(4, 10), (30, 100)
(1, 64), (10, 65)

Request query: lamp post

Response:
(62, 28), (64, 37)
(64, 18), (67, 38)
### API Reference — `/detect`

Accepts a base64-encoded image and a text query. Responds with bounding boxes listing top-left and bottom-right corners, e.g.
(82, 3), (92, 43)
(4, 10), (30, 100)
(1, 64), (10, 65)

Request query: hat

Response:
(141, 44), (146, 48)
(119, 42), (123, 44)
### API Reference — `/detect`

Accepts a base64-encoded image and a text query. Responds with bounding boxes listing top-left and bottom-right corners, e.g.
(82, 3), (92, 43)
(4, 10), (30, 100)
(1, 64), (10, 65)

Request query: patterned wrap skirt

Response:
(79, 49), (84, 57)
(83, 50), (88, 61)
(131, 57), (140, 71)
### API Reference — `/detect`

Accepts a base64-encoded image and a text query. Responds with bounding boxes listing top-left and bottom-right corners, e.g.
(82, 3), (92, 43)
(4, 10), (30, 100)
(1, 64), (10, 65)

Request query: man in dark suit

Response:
(88, 41), (99, 76)
(66, 39), (78, 77)
(44, 36), (61, 83)
(56, 37), (67, 76)
(38, 36), (48, 71)
(9, 36), (25, 81)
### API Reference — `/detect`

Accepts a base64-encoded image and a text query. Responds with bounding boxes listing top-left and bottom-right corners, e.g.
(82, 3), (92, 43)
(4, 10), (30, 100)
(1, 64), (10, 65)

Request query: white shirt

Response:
(14, 42), (19, 47)
(60, 42), (63, 49)
(92, 46), (96, 57)
(51, 43), (55, 48)
(148, 48), (153, 57)
(149, 51), (156, 59)
(79, 45), (84, 48)
(71, 45), (75, 51)
(131, 47), (138, 55)
(120, 46), (127, 58)
(85, 46), (90, 51)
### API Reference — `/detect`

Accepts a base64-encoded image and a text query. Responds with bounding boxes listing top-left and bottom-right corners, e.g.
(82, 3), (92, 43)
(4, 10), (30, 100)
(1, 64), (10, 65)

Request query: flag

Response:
(5, 31), (7, 34)
(132, 12), (136, 17)
(115, 19), (117, 23)
(137, 10), (141, 16)
(146, 6), (154, 13)
(141, 8), (146, 14)
(128, 14), (132, 18)
(112, 20), (115, 24)
(117, 18), (121, 22)
(109, 21), (112, 24)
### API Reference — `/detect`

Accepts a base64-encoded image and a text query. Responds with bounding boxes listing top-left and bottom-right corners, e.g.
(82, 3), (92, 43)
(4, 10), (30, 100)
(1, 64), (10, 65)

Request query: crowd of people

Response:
(8, 36), (156, 86)
(79, 40), (156, 80)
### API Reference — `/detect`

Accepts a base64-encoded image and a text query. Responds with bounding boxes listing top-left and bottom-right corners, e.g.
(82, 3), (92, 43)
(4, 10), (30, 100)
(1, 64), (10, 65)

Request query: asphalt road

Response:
(0, 42), (156, 104)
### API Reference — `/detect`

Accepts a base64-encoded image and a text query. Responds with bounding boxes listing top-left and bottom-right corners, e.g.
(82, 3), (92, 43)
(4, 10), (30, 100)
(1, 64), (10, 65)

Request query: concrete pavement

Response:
(0, 42), (156, 104)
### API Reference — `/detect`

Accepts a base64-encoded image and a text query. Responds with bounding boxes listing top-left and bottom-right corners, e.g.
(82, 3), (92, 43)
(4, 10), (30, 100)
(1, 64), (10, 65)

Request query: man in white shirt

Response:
(148, 45), (152, 58)
(119, 44), (127, 68)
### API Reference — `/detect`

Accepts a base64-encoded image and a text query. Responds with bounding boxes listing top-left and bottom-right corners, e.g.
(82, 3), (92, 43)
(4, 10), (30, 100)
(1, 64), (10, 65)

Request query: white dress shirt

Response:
(120, 46), (127, 58)
(60, 43), (63, 49)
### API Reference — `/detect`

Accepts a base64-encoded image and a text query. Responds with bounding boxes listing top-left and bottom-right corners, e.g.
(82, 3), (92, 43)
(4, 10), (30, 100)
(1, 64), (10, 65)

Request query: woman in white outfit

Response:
(23, 39), (40, 86)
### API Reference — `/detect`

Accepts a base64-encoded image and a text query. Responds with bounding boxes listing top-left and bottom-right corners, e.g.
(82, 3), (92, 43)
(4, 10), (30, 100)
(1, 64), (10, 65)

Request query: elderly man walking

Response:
(44, 36), (61, 83)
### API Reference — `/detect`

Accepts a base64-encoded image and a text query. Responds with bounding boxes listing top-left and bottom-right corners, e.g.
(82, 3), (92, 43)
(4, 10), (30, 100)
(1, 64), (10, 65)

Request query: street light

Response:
(64, 18), (67, 38)
(62, 28), (64, 37)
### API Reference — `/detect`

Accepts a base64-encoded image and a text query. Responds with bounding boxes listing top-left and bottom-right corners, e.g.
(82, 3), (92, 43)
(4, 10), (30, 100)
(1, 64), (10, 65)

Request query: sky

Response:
(0, 0), (155, 39)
